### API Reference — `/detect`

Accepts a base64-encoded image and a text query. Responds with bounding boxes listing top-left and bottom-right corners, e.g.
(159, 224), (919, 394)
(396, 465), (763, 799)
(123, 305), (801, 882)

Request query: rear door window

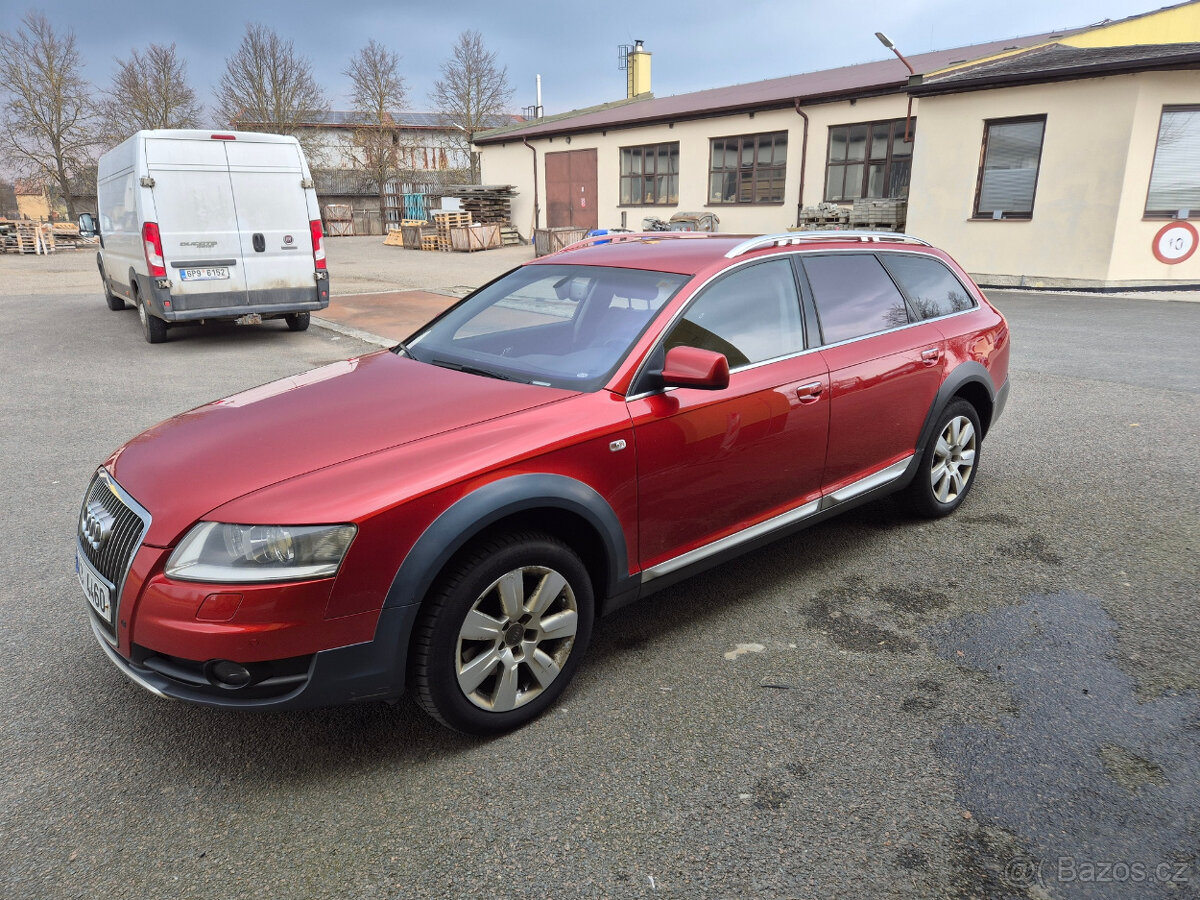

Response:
(664, 258), (804, 367)
(801, 254), (910, 344)
(880, 253), (976, 320)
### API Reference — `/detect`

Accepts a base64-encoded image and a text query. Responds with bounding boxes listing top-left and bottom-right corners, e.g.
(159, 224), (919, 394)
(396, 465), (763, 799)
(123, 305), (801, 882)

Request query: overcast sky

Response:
(2, 0), (1166, 118)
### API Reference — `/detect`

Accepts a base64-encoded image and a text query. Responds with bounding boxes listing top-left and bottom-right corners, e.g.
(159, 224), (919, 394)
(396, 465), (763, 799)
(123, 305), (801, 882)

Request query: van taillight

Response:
(310, 220), (326, 270)
(142, 222), (167, 277)
(211, 134), (236, 140)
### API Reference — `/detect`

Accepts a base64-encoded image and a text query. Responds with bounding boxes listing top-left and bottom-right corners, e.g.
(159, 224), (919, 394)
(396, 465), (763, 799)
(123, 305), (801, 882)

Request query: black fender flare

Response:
(383, 473), (632, 611)
(904, 361), (997, 483)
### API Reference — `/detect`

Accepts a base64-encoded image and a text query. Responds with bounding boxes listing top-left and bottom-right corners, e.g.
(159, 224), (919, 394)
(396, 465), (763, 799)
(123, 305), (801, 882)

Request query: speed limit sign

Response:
(1152, 221), (1197, 265)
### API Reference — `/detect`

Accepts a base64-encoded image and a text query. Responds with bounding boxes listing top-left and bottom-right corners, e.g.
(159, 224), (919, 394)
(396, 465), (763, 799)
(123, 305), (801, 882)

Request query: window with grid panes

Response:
(619, 142), (679, 205)
(708, 131), (787, 204)
(824, 118), (914, 202)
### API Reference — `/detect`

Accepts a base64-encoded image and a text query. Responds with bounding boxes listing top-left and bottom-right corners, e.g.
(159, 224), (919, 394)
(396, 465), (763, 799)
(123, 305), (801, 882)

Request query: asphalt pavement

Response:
(1, 259), (1197, 899)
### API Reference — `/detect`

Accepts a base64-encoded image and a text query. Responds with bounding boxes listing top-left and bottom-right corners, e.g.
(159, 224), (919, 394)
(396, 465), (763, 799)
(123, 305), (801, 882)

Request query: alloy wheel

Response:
(455, 565), (579, 712)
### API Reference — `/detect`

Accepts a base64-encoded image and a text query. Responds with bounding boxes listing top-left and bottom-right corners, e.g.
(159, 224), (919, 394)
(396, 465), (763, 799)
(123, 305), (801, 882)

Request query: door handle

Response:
(796, 381), (824, 403)
(252, 232), (266, 253)
(920, 347), (942, 366)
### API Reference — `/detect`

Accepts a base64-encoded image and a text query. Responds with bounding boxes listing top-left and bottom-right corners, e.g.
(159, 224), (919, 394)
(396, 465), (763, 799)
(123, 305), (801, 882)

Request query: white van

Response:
(82, 129), (330, 343)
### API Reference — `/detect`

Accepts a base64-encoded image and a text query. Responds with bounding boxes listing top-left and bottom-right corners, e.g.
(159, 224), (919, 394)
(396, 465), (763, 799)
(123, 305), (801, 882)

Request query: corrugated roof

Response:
(474, 30), (1079, 144)
(911, 42), (1200, 93)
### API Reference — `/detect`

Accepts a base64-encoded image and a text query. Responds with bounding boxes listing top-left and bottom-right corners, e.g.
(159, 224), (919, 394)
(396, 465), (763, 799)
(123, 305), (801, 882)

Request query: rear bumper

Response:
(993, 377), (1010, 426)
(143, 275), (331, 322)
(90, 603), (418, 710)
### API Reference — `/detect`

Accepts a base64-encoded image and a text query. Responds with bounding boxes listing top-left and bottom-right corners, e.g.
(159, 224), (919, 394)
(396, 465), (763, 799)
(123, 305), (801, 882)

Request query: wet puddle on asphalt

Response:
(927, 592), (1199, 898)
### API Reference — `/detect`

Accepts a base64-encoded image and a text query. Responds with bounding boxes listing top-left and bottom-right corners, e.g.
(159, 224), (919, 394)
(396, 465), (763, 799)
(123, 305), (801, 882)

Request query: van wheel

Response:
(285, 312), (310, 332)
(137, 295), (169, 344)
(409, 531), (594, 735)
(99, 263), (123, 310)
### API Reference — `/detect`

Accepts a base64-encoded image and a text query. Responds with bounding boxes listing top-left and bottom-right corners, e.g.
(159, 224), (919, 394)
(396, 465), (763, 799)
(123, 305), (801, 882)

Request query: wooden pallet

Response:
(432, 212), (472, 252)
(14, 222), (54, 254)
(420, 234), (444, 252)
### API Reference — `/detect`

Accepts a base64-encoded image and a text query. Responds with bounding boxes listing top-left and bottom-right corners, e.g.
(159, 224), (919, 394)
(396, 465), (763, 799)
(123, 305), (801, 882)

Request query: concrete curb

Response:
(311, 316), (397, 348)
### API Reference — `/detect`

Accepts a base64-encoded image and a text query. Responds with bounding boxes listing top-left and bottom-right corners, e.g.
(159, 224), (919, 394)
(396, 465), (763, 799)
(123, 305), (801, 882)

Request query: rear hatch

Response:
(145, 136), (249, 302)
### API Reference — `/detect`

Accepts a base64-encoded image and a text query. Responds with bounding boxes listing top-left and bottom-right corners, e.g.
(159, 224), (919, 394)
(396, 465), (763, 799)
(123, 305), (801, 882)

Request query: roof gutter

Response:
(475, 83), (911, 145)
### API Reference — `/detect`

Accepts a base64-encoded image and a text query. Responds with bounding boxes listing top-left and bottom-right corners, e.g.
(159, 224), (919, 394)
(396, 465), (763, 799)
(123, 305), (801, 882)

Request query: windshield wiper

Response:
(431, 359), (515, 381)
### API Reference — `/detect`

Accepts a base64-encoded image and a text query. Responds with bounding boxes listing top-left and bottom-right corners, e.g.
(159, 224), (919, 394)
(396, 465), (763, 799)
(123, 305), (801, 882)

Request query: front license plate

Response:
(76, 548), (114, 624)
(179, 266), (230, 281)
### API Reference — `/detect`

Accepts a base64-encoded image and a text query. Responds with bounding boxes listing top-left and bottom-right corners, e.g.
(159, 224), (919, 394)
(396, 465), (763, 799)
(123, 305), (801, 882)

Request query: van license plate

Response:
(179, 267), (230, 281)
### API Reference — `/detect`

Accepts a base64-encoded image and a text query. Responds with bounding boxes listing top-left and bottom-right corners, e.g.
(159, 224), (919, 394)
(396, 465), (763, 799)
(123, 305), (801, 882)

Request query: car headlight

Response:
(165, 522), (357, 583)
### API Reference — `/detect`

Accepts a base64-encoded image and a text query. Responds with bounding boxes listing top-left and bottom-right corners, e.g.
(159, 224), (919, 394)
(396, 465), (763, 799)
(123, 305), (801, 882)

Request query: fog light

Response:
(207, 659), (252, 689)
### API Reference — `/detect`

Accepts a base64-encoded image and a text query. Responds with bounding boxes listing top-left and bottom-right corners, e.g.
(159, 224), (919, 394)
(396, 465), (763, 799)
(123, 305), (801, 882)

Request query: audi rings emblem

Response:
(82, 500), (116, 552)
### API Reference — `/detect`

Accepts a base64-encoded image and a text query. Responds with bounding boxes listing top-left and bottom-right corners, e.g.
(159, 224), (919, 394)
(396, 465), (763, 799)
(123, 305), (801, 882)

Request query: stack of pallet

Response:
(849, 198), (907, 232)
(452, 185), (522, 246)
(324, 204), (355, 237)
(431, 211), (471, 252)
(13, 222), (54, 254)
(794, 202), (850, 231)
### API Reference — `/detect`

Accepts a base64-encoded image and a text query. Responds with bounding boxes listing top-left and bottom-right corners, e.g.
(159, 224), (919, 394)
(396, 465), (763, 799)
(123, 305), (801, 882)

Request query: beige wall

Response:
(479, 94), (910, 238)
(1108, 71), (1200, 283)
(906, 73), (1199, 287)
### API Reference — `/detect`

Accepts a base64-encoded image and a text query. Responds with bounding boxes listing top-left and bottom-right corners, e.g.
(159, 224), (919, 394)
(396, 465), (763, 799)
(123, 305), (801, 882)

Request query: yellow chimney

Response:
(627, 40), (652, 98)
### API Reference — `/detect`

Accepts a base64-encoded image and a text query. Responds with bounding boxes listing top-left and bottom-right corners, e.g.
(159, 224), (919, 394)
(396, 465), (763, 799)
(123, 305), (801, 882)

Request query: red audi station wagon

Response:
(76, 231), (1009, 733)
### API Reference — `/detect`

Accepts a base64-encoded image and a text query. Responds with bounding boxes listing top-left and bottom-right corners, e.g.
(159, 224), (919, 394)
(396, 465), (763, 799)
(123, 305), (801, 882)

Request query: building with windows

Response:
(475, 1), (1200, 289)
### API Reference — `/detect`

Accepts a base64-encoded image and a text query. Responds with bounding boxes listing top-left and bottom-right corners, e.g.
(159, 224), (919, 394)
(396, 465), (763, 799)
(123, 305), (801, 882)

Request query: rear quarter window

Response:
(880, 254), (977, 320)
(801, 254), (911, 344)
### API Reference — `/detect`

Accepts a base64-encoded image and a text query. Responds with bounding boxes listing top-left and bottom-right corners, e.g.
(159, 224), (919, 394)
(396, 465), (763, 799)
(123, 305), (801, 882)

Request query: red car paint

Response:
(79, 232), (1010, 713)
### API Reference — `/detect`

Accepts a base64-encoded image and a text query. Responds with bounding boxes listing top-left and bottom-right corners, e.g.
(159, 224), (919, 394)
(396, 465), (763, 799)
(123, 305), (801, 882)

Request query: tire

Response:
(98, 259), (124, 310)
(137, 293), (169, 344)
(285, 312), (310, 332)
(902, 399), (981, 518)
(410, 530), (595, 735)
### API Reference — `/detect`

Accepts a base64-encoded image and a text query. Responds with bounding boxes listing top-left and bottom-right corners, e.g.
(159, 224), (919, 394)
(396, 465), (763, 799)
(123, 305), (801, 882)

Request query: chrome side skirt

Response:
(641, 455), (913, 584)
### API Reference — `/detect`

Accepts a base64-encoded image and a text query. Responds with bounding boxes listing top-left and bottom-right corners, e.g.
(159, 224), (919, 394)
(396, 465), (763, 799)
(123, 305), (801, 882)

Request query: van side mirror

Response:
(661, 346), (730, 390)
(77, 213), (98, 237)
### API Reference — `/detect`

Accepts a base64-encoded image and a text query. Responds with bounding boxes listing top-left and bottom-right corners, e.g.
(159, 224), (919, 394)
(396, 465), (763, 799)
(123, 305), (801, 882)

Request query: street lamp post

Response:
(876, 31), (915, 143)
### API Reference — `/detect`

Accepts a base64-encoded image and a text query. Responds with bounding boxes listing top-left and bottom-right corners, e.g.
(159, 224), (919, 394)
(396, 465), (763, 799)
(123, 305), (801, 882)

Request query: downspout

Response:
(793, 99), (809, 225)
(523, 137), (540, 235)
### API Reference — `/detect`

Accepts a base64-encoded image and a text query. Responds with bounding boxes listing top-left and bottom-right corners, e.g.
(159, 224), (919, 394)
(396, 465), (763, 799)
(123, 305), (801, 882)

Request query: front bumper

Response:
(90, 603), (419, 710)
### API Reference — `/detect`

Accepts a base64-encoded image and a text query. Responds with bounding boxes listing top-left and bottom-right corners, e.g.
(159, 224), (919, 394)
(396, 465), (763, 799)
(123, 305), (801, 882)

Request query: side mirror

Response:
(662, 345), (730, 390)
(77, 213), (98, 237)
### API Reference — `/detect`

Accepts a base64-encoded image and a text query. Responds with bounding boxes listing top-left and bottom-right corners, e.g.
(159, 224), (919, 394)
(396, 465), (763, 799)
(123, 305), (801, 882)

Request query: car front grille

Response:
(78, 471), (151, 634)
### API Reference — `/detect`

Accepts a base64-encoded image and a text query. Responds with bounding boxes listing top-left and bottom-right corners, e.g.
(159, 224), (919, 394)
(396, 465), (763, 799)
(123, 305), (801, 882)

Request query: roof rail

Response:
(554, 231), (721, 254)
(724, 231), (931, 258)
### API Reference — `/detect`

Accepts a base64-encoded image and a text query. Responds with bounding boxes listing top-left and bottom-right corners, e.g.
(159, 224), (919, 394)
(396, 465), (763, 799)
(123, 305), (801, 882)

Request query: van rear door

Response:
(224, 140), (314, 303)
(144, 136), (250, 301)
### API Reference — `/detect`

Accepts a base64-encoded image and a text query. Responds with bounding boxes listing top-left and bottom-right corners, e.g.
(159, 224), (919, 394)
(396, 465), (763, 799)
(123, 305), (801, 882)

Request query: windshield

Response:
(404, 264), (689, 391)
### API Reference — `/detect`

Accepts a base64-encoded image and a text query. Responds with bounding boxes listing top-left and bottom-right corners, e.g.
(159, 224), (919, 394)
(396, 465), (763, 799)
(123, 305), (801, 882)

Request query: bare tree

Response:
(429, 30), (515, 183)
(217, 23), (327, 155)
(100, 43), (204, 146)
(0, 11), (99, 220)
(345, 40), (407, 226)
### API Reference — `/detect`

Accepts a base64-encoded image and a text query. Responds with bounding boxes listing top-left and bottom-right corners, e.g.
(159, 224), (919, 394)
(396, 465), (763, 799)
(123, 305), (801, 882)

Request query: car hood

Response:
(106, 351), (572, 545)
